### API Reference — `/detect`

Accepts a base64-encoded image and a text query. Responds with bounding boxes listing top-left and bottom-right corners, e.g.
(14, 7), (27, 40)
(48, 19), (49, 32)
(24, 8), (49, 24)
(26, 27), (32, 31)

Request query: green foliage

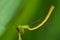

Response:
(0, 0), (60, 40)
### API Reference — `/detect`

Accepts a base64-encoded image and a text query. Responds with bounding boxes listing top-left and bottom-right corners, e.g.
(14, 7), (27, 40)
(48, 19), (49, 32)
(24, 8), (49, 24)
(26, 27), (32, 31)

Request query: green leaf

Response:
(0, 0), (60, 40)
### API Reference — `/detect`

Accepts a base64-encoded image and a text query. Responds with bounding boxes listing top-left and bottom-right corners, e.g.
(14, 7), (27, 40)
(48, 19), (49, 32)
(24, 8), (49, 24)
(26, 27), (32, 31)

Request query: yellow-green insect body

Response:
(16, 5), (55, 40)
(17, 25), (29, 34)
(16, 25), (29, 40)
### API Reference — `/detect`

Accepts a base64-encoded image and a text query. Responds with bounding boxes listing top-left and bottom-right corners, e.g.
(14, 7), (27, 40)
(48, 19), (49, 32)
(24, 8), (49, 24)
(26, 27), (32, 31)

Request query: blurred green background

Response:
(0, 0), (60, 40)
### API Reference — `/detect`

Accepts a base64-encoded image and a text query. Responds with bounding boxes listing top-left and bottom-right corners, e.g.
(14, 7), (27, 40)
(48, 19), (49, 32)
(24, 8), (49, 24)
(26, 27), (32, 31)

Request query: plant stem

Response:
(18, 33), (22, 40)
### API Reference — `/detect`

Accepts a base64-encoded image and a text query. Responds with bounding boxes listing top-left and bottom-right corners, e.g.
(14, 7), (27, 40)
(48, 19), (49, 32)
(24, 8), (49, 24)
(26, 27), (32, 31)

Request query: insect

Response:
(16, 25), (29, 40)
(16, 5), (55, 40)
